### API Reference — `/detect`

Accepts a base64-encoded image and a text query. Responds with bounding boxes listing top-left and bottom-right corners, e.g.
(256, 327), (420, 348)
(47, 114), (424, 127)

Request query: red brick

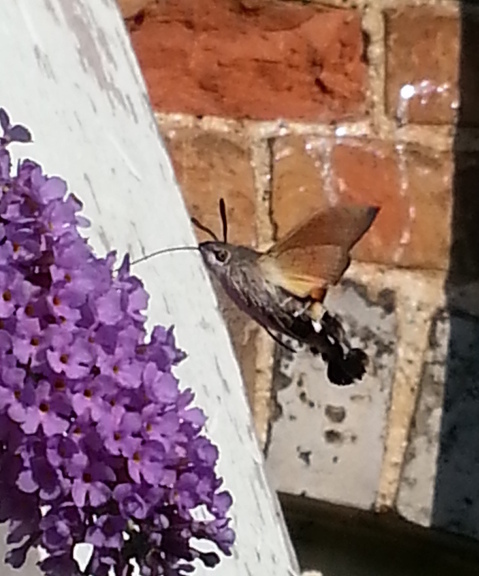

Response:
(271, 136), (452, 270)
(161, 128), (256, 246)
(332, 142), (452, 269)
(385, 7), (460, 125)
(130, 0), (366, 121)
(271, 136), (325, 236)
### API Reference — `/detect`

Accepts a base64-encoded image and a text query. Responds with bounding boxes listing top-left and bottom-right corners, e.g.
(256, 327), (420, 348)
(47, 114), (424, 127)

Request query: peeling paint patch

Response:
(58, 0), (129, 113)
(298, 391), (315, 409)
(325, 404), (346, 423)
(43, 0), (61, 24)
(266, 279), (396, 509)
(297, 448), (312, 466)
(33, 45), (56, 80)
(324, 429), (343, 444)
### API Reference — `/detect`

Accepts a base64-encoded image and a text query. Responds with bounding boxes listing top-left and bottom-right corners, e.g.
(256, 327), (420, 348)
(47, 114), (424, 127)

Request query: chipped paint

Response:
(325, 405), (346, 423)
(58, 0), (130, 113)
(267, 279), (397, 509)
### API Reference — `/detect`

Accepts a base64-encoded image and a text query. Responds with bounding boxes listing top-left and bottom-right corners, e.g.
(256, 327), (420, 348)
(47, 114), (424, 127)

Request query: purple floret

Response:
(0, 108), (234, 576)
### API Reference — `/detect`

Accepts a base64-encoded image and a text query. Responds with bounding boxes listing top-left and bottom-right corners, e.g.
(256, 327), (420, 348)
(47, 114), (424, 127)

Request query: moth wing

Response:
(268, 204), (380, 256)
(259, 204), (379, 299)
(259, 244), (349, 299)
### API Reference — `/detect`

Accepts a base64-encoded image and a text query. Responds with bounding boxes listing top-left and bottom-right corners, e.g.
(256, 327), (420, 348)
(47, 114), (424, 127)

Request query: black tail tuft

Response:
(282, 308), (369, 386)
(311, 340), (367, 386)
(310, 312), (368, 386)
(326, 347), (368, 386)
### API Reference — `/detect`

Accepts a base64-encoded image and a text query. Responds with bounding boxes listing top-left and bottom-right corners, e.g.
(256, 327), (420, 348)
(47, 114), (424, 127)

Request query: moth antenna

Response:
(130, 246), (198, 266)
(219, 198), (228, 243)
(191, 216), (219, 241)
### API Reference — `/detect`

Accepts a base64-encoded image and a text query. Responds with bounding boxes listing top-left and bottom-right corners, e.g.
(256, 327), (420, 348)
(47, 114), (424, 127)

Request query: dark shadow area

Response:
(432, 2), (479, 540)
(281, 494), (479, 576)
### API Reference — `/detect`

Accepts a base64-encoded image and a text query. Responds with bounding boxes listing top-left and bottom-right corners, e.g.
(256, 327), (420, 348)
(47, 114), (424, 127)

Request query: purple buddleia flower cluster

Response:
(0, 109), (234, 576)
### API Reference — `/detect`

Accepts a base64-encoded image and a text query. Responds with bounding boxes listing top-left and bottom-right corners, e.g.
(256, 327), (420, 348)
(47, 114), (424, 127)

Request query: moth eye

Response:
(214, 248), (229, 263)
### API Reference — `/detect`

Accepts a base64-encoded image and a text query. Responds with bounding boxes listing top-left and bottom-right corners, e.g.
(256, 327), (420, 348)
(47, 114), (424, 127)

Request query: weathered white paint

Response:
(0, 1), (299, 574)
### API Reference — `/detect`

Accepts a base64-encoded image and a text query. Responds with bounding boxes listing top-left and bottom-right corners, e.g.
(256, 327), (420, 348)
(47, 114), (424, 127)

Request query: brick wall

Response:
(120, 0), (479, 552)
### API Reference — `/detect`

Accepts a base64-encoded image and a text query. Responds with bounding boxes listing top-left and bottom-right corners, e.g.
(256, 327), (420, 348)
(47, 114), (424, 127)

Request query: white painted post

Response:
(0, 1), (299, 575)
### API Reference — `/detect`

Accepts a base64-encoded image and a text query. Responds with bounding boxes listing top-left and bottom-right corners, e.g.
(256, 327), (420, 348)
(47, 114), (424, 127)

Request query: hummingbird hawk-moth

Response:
(136, 199), (379, 386)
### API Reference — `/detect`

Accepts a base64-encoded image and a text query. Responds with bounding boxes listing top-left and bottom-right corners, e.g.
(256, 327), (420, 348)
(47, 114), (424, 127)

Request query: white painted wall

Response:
(0, 1), (299, 574)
